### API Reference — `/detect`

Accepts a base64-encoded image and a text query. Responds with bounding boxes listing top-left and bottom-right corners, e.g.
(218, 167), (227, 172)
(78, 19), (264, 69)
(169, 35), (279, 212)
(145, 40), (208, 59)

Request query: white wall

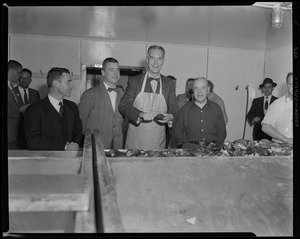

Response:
(10, 34), (291, 142)
(207, 47), (265, 141)
(264, 44), (293, 97)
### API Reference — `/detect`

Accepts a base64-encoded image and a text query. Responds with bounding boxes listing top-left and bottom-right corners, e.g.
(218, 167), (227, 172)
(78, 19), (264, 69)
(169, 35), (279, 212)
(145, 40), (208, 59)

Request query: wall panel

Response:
(207, 48), (265, 141)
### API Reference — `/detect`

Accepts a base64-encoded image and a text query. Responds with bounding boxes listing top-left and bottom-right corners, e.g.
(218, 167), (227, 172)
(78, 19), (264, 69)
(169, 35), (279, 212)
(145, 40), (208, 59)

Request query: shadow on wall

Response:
(37, 85), (49, 99)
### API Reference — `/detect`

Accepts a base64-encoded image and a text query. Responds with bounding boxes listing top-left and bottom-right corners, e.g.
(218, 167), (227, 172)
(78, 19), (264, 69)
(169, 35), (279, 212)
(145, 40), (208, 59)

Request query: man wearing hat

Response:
(246, 78), (278, 141)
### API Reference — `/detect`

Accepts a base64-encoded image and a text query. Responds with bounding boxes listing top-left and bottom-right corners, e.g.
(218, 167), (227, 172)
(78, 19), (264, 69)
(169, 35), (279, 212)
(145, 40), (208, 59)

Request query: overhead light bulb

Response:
(272, 6), (283, 29)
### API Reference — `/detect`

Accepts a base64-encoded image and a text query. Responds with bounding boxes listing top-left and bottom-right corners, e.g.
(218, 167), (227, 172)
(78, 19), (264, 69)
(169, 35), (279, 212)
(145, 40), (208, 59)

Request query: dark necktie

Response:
(59, 102), (64, 117)
(108, 87), (118, 92)
(265, 96), (269, 111)
(24, 89), (29, 105)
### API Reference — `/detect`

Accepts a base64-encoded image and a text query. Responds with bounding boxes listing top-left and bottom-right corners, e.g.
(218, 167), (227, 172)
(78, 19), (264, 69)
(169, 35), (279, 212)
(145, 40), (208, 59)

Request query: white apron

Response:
(125, 73), (167, 149)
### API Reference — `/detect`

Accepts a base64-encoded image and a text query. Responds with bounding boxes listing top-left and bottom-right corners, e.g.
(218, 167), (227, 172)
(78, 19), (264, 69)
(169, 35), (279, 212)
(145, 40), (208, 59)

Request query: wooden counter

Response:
(92, 133), (293, 236)
(7, 132), (96, 233)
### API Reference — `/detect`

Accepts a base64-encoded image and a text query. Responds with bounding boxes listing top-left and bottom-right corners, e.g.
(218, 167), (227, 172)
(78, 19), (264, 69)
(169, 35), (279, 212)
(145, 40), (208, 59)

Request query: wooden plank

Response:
(93, 131), (125, 232)
(74, 131), (97, 233)
(8, 150), (83, 158)
(8, 157), (82, 175)
(9, 174), (91, 212)
(9, 211), (75, 233)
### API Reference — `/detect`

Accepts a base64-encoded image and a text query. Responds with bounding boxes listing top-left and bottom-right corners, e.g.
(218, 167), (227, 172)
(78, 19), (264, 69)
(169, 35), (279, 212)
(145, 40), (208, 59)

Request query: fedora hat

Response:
(259, 78), (277, 89)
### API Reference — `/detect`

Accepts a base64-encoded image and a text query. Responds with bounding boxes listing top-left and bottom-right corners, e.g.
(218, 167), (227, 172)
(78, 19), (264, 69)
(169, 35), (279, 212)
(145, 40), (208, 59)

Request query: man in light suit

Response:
(78, 57), (124, 149)
(7, 60), (23, 149)
(246, 78), (278, 141)
(119, 45), (178, 149)
(13, 68), (41, 148)
(24, 67), (83, 150)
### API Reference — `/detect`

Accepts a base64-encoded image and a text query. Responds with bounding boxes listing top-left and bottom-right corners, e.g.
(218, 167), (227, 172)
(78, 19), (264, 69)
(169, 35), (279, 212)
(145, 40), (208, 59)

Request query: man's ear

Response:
(53, 79), (59, 88)
(101, 69), (105, 77)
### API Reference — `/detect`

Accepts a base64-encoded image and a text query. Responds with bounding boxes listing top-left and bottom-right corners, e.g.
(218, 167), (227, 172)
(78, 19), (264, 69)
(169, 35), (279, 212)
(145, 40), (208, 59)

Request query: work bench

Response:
(7, 131), (293, 236)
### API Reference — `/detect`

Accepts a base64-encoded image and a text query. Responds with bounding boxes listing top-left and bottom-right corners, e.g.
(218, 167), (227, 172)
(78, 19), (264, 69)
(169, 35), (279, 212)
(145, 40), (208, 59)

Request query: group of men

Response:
(7, 45), (293, 151)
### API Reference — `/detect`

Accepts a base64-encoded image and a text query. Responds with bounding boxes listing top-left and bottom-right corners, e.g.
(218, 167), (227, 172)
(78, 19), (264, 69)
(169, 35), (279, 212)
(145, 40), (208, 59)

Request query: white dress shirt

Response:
(18, 86), (29, 104)
(103, 81), (117, 112)
(48, 94), (63, 113)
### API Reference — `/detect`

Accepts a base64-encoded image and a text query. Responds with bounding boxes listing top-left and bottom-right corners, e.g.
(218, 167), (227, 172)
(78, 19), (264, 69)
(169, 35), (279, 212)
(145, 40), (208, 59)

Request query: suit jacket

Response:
(78, 80), (124, 149)
(246, 95), (277, 141)
(13, 87), (41, 106)
(24, 96), (83, 150)
(7, 86), (20, 142)
(119, 73), (178, 125)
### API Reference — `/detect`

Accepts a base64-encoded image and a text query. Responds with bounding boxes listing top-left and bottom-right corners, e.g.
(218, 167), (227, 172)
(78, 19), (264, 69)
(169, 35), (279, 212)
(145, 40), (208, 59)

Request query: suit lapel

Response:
(8, 86), (20, 106)
(44, 97), (65, 139)
(14, 87), (24, 106)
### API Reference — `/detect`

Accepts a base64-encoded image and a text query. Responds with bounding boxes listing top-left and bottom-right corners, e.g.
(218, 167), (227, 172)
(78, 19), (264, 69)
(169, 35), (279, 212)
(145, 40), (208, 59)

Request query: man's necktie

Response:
(24, 89), (29, 105)
(265, 96), (269, 111)
(108, 87), (118, 92)
(59, 102), (64, 117)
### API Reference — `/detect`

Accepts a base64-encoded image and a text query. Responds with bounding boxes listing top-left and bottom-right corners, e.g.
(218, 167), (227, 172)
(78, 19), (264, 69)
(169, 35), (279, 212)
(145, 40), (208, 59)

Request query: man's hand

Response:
(139, 112), (154, 122)
(20, 104), (30, 113)
(252, 116), (261, 124)
(156, 113), (173, 124)
(64, 142), (79, 151)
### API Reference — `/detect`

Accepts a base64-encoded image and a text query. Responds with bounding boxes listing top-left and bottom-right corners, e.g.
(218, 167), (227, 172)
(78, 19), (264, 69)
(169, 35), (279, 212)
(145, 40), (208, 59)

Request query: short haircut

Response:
(47, 67), (70, 88)
(207, 80), (214, 91)
(8, 60), (22, 72)
(147, 45), (165, 57)
(286, 72), (293, 83)
(22, 68), (32, 77)
(185, 78), (195, 90)
(194, 77), (208, 86)
(167, 75), (177, 81)
(102, 57), (119, 70)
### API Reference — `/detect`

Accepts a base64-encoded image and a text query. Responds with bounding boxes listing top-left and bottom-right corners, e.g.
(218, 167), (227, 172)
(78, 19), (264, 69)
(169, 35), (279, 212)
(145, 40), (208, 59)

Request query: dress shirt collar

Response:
(48, 93), (63, 111)
(18, 86), (28, 93)
(191, 99), (211, 108)
(103, 81), (116, 91)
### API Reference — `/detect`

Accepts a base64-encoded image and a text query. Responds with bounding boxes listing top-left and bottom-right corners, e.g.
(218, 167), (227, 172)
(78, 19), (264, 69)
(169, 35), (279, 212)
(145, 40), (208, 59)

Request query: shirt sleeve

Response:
(261, 99), (281, 127)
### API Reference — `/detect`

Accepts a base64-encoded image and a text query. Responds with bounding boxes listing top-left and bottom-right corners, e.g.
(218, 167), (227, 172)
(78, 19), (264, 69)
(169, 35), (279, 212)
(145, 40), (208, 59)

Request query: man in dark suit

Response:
(7, 60), (23, 149)
(246, 78), (278, 141)
(78, 57), (124, 149)
(24, 67), (83, 150)
(13, 68), (41, 148)
(119, 45), (178, 149)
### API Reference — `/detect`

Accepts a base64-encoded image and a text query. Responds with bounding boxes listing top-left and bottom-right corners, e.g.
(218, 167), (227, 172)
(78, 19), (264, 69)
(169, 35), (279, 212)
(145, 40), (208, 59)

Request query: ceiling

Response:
(7, 5), (293, 50)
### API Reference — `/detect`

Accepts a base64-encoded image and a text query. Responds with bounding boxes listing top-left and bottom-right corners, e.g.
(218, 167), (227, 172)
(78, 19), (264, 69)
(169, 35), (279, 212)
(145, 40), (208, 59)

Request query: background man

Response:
(177, 78), (195, 110)
(79, 57), (124, 149)
(119, 45), (178, 149)
(262, 73), (293, 145)
(246, 78), (278, 141)
(170, 77), (226, 149)
(13, 68), (41, 148)
(207, 80), (228, 126)
(7, 60), (22, 149)
(25, 67), (83, 150)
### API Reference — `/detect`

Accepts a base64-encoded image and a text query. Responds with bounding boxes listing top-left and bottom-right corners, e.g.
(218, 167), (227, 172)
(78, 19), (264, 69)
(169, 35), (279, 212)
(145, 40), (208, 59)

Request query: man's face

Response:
(55, 73), (74, 97)
(193, 79), (210, 104)
(9, 66), (22, 85)
(287, 74), (293, 97)
(102, 62), (120, 85)
(19, 71), (32, 89)
(147, 48), (164, 75)
(262, 83), (274, 96)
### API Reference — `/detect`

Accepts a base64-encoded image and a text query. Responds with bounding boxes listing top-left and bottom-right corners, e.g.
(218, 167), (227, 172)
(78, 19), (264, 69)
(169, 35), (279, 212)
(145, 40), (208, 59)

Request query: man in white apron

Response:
(262, 72), (293, 145)
(119, 45), (178, 149)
